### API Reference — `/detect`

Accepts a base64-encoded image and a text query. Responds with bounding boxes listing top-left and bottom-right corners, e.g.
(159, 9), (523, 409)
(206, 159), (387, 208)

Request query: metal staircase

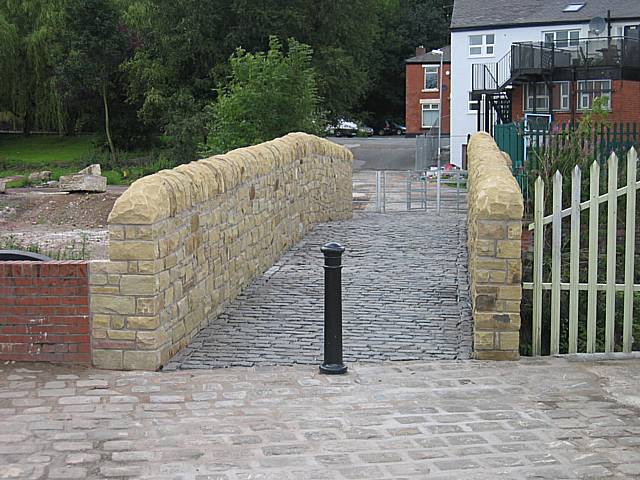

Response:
(487, 91), (512, 124)
(471, 50), (514, 127)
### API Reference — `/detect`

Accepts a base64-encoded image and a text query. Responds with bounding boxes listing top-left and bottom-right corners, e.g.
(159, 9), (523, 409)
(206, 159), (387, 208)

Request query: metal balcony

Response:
(472, 36), (640, 93)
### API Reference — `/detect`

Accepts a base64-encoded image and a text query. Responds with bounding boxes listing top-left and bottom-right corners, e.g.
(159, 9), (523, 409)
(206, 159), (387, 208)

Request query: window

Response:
(423, 65), (438, 90)
(577, 80), (612, 110)
(524, 82), (571, 112)
(617, 25), (640, 38)
(469, 34), (495, 56)
(525, 84), (549, 111)
(563, 3), (585, 12)
(468, 92), (480, 112)
(543, 30), (580, 48)
(554, 82), (570, 111)
(421, 101), (440, 128)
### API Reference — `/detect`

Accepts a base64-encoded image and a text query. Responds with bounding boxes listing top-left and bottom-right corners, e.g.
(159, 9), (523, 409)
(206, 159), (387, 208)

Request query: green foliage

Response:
(0, 0), (64, 133)
(527, 97), (612, 209)
(204, 37), (320, 155)
(122, 0), (229, 163)
(361, 0), (452, 120)
(0, 134), (160, 185)
(0, 0), (452, 169)
(55, 0), (129, 164)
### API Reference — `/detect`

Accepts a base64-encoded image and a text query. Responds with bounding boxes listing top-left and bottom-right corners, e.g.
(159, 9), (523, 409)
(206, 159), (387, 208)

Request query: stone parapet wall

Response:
(467, 132), (524, 360)
(90, 133), (353, 370)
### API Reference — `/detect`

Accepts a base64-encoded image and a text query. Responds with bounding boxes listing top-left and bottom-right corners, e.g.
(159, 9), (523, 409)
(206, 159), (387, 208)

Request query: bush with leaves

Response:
(204, 37), (321, 155)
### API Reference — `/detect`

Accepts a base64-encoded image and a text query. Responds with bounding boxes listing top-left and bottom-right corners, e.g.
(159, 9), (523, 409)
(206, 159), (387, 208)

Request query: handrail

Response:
(512, 36), (640, 71)
(471, 35), (640, 93)
(471, 48), (512, 92)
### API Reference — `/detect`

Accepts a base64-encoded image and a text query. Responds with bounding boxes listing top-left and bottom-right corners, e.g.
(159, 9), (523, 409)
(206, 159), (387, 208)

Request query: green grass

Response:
(0, 134), (95, 170)
(0, 134), (158, 185)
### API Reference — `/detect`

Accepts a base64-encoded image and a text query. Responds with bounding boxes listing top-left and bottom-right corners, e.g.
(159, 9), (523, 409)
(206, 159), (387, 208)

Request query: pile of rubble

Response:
(0, 164), (107, 194)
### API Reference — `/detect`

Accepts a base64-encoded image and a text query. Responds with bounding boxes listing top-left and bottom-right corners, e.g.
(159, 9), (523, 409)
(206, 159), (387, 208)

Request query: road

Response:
(330, 136), (417, 171)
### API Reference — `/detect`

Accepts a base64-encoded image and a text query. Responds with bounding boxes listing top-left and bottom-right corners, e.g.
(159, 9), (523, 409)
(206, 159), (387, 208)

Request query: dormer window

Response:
(563, 3), (585, 12)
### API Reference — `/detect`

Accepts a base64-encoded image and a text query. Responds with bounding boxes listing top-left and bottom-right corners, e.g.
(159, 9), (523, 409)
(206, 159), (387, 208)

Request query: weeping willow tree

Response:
(0, 0), (64, 134)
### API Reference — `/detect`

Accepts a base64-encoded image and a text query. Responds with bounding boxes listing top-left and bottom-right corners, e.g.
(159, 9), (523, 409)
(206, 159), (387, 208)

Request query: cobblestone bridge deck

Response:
(166, 212), (472, 370)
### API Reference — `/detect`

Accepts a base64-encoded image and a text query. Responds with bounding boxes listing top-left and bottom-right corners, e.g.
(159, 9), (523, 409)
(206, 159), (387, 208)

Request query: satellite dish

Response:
(589, 17), (606, 35)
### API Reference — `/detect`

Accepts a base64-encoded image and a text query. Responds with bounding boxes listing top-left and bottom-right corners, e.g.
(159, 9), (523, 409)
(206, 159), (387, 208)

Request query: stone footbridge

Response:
(166, 212), (472, 370)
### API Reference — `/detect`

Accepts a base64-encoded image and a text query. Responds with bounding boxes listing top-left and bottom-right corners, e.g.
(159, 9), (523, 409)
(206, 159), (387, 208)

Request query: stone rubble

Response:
(28, 171), (52, 183)
(59, 164), (107, 193)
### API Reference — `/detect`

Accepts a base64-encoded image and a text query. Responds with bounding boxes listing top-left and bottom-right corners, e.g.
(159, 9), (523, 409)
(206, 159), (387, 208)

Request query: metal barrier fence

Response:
(415, 130), (451, 171)
(352, 170), (467, 214)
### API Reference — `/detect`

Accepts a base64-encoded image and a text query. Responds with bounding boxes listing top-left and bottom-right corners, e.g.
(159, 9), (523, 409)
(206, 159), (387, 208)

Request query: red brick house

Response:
(405, 45), (451, 136)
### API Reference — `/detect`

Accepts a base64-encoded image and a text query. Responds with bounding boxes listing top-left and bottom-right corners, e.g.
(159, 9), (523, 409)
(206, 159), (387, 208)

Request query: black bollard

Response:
(319, 242), (347, 374)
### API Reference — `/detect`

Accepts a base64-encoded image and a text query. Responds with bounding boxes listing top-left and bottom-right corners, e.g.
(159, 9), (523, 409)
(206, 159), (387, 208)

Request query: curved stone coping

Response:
(467, 132), (523, 221)
(108, 133), (352, 225)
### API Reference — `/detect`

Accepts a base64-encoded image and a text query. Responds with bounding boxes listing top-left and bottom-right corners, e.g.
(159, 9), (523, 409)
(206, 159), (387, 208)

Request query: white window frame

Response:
(577, 80), (612, 111)
(617, 24), (640, 38)
(469, 34), (495, 57)
(524, 83), (549, 112)
(556, 82), (570, 111)
(468, 92), (480, 114)
(524, 82), (570, 112)
(542, 29), (580, 48)
(420, 100), (440, 128)
(423, 65), (439, 91)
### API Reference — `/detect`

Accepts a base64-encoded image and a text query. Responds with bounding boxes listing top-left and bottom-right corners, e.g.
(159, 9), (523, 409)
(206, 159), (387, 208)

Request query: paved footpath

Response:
(166, 212), (472, 370)
(2, 358), (640, 479)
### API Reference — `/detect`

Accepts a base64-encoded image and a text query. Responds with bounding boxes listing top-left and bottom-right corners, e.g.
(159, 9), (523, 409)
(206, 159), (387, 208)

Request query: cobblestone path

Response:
(165, 212), (471, 370)
(2, 358), (640, 479)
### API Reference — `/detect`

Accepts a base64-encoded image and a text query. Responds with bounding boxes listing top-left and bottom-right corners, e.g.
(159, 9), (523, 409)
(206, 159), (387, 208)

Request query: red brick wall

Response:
(0, 261), (91, 364)
(405, 63), (451, 136)
(512, 80), (640, 125)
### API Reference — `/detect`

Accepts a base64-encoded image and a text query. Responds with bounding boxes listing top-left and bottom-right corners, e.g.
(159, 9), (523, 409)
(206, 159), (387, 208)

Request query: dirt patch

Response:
(0, 186), (126, 259)
(0, 187), (125, 228)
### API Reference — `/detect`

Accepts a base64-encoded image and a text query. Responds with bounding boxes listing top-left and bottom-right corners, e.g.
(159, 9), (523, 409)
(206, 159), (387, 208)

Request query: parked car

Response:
(326, 119), (358, 137)
(425, 163), (460, 179)
(371, 119), (406, 136)
(358, 124), (374, 136)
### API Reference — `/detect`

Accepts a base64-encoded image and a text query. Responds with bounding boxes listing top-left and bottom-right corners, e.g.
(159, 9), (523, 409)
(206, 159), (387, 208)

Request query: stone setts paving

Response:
(467, 132), (524, 360)
(166, 211), (472, 370)
(1, 358), (640, 479)
(91, 133), (352, 371)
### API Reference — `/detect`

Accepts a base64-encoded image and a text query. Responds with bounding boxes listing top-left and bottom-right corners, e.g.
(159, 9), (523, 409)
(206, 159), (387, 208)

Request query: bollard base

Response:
(319, 363), (348, 375)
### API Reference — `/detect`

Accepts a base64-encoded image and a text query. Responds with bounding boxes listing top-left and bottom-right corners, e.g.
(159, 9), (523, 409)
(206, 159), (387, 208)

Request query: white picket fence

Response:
(523, 147), (639, 356)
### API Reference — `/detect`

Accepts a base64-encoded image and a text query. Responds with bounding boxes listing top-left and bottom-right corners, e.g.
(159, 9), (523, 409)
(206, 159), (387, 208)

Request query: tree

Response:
(226, 0), (383, 120)
(0, 0), (63, 135)
(123, 0), (233, 163)
(205, 37), (320, 154)
(361, 0), (452, 121)
(56, 0), (128, 164)
(124, 0), (384, 162)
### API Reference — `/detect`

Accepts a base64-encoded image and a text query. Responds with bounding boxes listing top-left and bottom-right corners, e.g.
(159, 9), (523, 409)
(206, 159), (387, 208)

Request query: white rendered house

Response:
(449, 0), (640, 167)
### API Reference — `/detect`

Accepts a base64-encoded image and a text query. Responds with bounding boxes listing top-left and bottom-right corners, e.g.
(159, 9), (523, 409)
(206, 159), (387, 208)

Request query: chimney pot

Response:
(416, 45), (426, 56)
